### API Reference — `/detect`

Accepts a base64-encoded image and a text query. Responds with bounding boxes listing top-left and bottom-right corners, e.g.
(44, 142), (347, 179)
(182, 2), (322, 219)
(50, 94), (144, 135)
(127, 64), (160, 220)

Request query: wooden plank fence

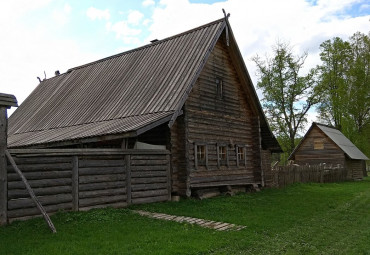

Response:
(270, 164), (348, 188)
(4, 148), (171, 223)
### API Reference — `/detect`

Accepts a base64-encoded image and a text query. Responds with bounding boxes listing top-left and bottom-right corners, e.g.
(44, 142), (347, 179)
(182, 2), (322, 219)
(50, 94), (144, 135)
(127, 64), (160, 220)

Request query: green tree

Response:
(347, 32), (370, 133)
(253, 42), (320, 154)
(317, 32), (370, 157)
(317, 37), (352, 130)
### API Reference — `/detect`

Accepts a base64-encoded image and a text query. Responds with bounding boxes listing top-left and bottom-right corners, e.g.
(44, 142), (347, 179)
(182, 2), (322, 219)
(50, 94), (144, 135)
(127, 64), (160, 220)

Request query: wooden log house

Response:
(289, 122), (369, 180)
(7, 17), (281, 198)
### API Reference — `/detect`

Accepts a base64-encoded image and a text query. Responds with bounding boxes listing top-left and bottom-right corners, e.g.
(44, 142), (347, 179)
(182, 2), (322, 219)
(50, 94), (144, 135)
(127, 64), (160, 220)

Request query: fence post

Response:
(72, 156), (79, 211)
(166, 154), (172, 201)
(320, 164), (324, 183)
(0, 93), (17, 225)
(125, 154), (131, 205)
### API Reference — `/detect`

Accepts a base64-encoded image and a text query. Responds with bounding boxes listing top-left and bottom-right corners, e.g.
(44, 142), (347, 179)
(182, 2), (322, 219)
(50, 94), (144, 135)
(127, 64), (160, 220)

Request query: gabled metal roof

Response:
(8, 17), (281, 151)
(316, 123), (369, 160)
(8, 19), (226, 147)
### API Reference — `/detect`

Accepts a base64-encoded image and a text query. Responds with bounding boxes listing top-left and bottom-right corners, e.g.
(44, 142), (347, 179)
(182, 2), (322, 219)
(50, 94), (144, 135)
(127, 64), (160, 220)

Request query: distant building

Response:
(289, 122), (369, 180)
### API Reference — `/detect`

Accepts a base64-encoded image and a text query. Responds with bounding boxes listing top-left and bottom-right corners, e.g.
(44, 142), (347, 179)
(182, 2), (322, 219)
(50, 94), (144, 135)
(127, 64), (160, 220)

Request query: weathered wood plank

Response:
(79, 174), (125, 184)
(131, 189), (168, 199)
(79, 195), (127, 207)
(79, 188), (126, 199)
(79, 181), (126, 192)
(8, 186), (72, 199)
(8, 194), (72, 210)
(132, 195), (169, 204)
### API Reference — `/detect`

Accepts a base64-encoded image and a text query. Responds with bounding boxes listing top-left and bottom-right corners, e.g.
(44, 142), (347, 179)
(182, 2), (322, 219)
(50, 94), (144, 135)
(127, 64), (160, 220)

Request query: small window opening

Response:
(197, 145), (206, 162)
(217, 145), (228, 168)
(314, 139), (324, 150)
(216, 77), (223, 99)
(236, 145), (246, 167)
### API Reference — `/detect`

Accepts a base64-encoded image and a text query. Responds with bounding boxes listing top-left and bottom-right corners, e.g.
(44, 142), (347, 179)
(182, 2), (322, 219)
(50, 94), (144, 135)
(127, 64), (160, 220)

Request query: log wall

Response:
(181, 36), (261, 193)
(5, 149), (170, 222)
(293, 126), (346, 165)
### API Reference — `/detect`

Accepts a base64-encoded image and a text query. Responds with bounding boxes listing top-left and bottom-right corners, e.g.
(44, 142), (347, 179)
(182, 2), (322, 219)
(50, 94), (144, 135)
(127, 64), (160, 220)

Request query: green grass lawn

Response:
(1, 178), (370, 255)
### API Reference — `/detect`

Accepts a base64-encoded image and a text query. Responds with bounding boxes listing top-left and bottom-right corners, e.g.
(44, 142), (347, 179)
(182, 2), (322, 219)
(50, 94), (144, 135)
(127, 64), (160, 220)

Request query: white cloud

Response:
(52, 3), (72, 25)
(86, 7), (110, 20)
(146, 0), (370, 88)
(127, 10), (144, 25)
(142, 0), (155, 7)
(107, 21), (142, 39)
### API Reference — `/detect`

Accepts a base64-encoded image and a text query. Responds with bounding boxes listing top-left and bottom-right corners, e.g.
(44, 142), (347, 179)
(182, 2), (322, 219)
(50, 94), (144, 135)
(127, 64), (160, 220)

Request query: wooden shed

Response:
(8, 17), (281, 197)
(289, 122), (369, 180)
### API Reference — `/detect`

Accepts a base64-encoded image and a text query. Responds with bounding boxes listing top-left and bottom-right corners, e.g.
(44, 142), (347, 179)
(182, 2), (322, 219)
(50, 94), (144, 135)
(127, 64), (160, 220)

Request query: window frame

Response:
(216, 77), (224, 99)
(217, 143), (229, 168)
(313, 138), (324, 150)
(194, 143), (208, 169)
(236, 145), (247, 167)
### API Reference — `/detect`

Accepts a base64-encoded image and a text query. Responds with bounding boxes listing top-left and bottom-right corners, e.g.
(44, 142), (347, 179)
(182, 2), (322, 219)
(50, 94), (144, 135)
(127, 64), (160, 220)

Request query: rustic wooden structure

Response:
(5, 148), (170, 222)
(271, 164), (348, 188)
(289, 123), (369, 180)
(7, 17), (281, 200)
(0, 93), (17, 225)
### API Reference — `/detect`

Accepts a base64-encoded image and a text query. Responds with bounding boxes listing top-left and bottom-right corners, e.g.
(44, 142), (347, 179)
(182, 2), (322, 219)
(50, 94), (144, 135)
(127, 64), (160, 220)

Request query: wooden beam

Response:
(72, 156), (79, 211)
(0, 107), (7, 225)
(5, 150), (57, 233)
(125, 155), (131, 205)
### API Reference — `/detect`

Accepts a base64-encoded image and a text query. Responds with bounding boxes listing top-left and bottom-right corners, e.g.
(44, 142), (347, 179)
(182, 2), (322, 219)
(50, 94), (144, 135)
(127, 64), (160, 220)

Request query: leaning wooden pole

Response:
(5, 150), (57, 233)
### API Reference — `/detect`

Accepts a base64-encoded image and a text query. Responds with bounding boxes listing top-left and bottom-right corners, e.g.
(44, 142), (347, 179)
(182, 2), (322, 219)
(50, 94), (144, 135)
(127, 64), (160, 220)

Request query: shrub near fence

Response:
(5, 148), (171, 222)
(271, 164), (348, 188)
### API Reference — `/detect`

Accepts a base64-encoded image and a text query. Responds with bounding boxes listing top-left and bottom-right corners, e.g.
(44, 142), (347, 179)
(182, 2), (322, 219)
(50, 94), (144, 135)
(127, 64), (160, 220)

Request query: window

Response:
(314, 139), (324, 150)
(236, 145), (247, 167)
(195, 143), (208, 169)
(216, 77), (223, 99)
(217, 144), (228, 167)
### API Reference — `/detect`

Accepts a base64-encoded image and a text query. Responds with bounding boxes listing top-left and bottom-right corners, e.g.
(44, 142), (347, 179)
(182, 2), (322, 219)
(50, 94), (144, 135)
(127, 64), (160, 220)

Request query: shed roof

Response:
(8, 17), (281, 151)
(289, 122), (369, 161)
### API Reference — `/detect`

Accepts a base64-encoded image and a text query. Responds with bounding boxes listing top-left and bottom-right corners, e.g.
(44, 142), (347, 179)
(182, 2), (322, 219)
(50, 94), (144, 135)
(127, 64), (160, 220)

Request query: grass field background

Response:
(1, 177), (369, 254)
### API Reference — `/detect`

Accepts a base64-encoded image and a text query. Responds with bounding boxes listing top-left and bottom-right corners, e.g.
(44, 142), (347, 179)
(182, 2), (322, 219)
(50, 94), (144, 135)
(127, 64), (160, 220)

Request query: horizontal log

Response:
(8, 148), (169, 156)
(190, 175), (255, 184)
(130, 159), (168, 166)
(7, 163), (72, 172)
(131, 183), (168, 192)
(131, 195), (169, 205)
(191, 179), (256, 188)
(78, 202), (127, 211)
(8, 178), (72, 189)
(131, 189), (168, 199)
(7, 156), (71, 165)
(8, 170), (71, 181)
(79, 195), (127, 207)
(79, 181), (126, 192)
(8, 202), (72, 219)
(79, 166), (125, 176)
(8, 185), (72, 199)
(79, 159), (125, 168)
(79, 174), (125, 184)
(131, 165), (168, 171)
(131, 177), (168, 184)
(79, 188), (127, 199)
(8, 194), (72, 210)
(130, 155), (167, 160)
(130, 171), (167, 178)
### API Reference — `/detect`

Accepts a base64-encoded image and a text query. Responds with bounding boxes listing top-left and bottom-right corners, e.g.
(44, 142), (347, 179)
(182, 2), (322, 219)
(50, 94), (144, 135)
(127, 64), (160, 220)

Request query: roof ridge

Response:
(67, 18), (225, 72)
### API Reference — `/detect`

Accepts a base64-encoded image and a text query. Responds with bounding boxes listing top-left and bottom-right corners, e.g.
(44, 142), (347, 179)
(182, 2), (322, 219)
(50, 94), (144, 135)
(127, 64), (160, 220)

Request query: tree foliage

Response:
(317, 32), (370, 157)
(253, 42), (320, 154)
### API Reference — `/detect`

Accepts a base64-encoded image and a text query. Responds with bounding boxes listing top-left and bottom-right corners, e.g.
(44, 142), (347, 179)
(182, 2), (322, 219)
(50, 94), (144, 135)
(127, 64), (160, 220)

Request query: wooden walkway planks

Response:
(132, 210), (246, 231)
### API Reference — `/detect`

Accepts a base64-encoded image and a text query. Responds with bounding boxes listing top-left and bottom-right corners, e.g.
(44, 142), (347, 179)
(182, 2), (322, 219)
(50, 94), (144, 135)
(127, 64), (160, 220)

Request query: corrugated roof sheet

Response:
(316, 123), (369, 160)
(8, 19), (226, 147)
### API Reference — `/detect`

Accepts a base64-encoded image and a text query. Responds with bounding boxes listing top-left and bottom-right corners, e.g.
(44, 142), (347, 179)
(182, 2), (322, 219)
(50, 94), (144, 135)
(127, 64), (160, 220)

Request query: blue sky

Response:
(1, 0), (369, 121)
